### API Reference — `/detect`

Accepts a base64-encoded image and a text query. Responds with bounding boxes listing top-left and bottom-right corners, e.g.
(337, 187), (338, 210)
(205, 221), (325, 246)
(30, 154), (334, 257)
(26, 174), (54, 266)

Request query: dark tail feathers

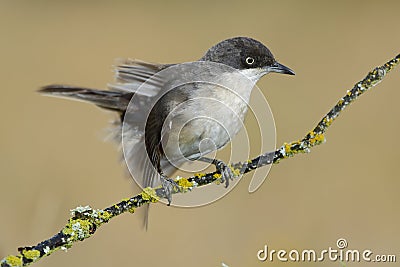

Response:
(39, 85), (132, 113)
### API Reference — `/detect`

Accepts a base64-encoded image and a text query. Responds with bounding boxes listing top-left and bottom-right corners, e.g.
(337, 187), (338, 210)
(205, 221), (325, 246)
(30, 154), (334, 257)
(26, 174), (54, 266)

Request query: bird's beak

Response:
(267, 62), (295, 75)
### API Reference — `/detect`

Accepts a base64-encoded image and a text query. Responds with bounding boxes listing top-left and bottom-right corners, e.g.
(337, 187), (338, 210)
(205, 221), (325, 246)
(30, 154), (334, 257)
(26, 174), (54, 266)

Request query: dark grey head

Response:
(201, 37), (295, 76)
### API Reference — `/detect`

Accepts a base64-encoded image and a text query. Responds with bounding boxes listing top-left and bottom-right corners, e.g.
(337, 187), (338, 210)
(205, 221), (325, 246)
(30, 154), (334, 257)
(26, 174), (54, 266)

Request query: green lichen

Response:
(22, 249), (40, 261)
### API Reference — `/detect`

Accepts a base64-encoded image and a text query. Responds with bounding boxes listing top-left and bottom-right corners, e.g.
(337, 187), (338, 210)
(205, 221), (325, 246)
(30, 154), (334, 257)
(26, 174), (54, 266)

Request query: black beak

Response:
(267, 62), (295, 75)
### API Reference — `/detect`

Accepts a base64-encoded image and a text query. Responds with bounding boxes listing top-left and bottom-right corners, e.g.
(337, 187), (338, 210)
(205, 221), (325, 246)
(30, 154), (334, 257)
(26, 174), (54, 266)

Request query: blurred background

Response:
(1, 1), (399, 266)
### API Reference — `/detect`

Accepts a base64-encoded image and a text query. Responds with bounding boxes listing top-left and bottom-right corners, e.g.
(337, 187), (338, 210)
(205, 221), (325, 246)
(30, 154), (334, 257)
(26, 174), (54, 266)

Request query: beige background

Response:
(1, 1), (399, 266)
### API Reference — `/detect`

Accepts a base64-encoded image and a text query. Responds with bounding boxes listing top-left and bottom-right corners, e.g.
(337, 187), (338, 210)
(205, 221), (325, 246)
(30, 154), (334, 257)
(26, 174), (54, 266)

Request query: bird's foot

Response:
(213, 159), (234, 188)
(160, 174), (178, 206)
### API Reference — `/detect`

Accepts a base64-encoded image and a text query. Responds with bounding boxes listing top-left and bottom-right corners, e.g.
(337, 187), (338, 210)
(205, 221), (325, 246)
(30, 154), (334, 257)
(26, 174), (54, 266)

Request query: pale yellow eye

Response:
(245, 57), (255, 65)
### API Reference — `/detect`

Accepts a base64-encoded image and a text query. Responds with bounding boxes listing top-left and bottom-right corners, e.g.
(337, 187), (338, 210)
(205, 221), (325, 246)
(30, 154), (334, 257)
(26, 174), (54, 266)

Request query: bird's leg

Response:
(198, 157), (234, 188)
(159, 172), (178, 206)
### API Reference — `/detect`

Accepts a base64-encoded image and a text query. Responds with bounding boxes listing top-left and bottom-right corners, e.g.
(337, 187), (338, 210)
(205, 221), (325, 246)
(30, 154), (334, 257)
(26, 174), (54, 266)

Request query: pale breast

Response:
(162, 73), (255, 162)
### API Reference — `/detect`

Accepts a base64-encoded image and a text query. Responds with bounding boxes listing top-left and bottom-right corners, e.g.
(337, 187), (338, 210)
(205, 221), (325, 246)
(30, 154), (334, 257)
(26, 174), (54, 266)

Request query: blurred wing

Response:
(110, 59), (166, 177)
(109, 59), (173, 97)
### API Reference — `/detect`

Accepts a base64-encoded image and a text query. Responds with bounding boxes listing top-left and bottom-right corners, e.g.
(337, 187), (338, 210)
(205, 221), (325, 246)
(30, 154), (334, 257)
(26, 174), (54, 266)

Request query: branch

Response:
(1, 53), (399, 267)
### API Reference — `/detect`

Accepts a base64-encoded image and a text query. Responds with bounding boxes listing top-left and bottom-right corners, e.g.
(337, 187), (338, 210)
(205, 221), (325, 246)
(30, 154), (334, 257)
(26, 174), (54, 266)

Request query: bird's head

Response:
(201, 37), (295, 81)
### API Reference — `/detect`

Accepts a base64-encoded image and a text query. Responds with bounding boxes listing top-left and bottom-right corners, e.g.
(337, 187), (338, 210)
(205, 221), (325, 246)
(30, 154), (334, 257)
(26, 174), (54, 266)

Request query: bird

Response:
(39, 36), (294, 222)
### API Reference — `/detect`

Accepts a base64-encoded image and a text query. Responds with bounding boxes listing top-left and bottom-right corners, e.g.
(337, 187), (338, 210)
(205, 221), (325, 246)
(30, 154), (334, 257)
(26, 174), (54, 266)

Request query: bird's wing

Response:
(109, 59), (174, 97)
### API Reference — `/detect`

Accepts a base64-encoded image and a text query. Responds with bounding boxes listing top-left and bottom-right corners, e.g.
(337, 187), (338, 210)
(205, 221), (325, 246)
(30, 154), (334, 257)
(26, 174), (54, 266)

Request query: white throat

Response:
(238, 68), (268, 83)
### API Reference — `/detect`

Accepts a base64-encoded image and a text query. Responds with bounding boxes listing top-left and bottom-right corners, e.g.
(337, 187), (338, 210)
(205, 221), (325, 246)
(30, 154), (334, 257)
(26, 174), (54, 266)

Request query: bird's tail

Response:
(39, 85), (132, 113)
(40, 84), (155, 230)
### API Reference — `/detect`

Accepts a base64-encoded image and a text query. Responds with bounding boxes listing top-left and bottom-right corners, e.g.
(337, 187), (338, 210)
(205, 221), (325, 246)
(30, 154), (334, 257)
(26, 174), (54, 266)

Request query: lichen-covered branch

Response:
(1, 53), (399, 267)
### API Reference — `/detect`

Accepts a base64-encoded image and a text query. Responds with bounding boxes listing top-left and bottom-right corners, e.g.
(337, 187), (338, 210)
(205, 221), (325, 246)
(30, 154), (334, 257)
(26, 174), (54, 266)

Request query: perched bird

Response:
(39, 37), (294, 219)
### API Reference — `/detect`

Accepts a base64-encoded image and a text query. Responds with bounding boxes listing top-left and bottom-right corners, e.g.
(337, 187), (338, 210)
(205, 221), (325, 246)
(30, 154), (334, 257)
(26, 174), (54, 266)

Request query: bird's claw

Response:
(160, 175), (178, 206)
(214, 159), (234, 188)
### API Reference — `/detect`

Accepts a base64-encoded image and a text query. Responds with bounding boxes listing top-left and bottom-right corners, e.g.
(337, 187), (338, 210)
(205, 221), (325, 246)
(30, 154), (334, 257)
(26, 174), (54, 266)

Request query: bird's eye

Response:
(245, 57), (255, 65)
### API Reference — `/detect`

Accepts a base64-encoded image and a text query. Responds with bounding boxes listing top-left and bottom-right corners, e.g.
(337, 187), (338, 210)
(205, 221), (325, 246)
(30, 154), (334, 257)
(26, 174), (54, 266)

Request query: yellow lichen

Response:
(308, 131), (325, 146)
(75, 219), (92, 232)
(128, 206), (135, 213)
(62, 226), (73, 236)
(177, 178), (193, 188)
(283, 142), (292, 157)
(213, 173), (222, 179)
(323, 117), (333, 127)
(230, 167), (241, 177)
(213, 172), (223, 184)
(4, 255), (23, 267)
(97, 210), (112, 223)
(22, 249), (40, 261)
(141, 187), (159, 203)
(194, 172), (205, 177)
(62, 219), (93, 240)
(314, 133), (325, 143)
(283, 139), (309, 157)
